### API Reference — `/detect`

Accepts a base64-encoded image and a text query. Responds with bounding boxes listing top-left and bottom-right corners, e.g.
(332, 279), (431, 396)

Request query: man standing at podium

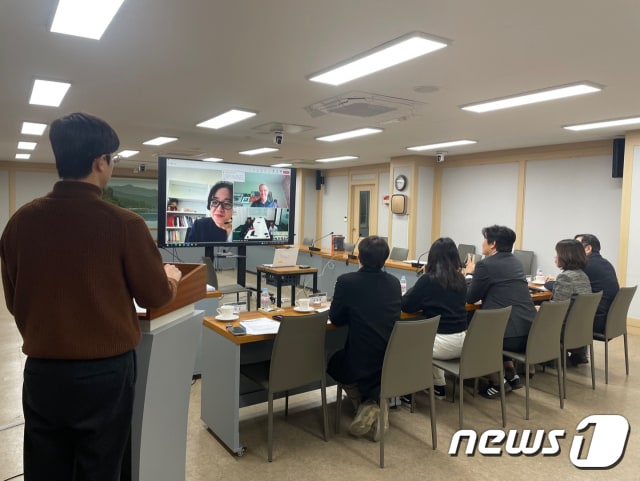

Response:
(0, 112), (182, 481)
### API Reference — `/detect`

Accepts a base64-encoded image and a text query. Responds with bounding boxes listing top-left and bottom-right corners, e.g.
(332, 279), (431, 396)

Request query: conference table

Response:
(200, 288), (552, 455)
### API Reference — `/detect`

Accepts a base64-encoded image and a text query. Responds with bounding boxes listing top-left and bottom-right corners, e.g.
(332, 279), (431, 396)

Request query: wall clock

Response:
(394, 174), (408, 191)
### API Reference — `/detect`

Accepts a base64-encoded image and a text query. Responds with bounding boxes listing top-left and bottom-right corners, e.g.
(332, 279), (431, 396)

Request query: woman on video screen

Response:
(186, 181), (233, 243)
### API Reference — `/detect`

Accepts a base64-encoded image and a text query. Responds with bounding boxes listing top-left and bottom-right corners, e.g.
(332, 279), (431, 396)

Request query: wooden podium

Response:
(132, 263), (206, 481)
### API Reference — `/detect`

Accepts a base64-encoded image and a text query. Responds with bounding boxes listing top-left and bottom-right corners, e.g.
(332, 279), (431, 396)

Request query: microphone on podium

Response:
(412, 250), (429, 273)
(346, 235), (362, 266)
(309, 231), (334, 253)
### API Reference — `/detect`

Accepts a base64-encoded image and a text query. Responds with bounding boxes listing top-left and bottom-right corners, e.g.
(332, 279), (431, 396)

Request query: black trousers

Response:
(327, 349), (381, 403)
(22, 351), (136, 481)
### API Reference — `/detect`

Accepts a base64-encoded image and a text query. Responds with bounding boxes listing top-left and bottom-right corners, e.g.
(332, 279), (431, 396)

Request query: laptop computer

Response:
(263, 247), (299, 267)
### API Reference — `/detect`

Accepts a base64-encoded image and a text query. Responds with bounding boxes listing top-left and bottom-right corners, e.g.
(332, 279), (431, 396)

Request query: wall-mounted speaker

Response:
(315, 170), (324, 190)
(612, 138), (625, 178)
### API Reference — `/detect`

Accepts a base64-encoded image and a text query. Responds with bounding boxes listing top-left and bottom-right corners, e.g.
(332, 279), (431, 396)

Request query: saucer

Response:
(294, 307), (315, 313)
(216, 314), (239, 321)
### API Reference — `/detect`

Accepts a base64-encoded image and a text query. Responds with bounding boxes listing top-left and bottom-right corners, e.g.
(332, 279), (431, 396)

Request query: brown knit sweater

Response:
(0, 181), (178, 359)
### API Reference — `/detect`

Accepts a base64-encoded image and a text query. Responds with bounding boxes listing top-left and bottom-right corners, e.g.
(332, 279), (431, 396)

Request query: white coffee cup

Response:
(296, 298), (311, 310)
(310, 296), (322, 306)
(535, 275), (545, 283)
(217, 305), (235, 318)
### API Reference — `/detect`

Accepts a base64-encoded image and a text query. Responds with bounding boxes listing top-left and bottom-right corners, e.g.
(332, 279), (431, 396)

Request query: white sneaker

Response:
(369, 401), (389, 442)
(349, 400), (379, 437)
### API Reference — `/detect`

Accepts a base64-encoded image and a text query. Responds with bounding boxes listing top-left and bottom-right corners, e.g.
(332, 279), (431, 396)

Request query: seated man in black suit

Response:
(465, 225), (537, 398)
(327, 236), (402, 441)
(571, 233), (620, 363)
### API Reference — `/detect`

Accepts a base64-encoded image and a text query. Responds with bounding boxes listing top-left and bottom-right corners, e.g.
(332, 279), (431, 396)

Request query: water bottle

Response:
(400, 275), (407, 295)
(536, 265), (543, 277)
(260, 288), (271, 310)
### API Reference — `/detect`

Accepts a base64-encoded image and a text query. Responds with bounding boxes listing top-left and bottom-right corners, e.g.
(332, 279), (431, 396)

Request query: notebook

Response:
(263, 247), (299, 267)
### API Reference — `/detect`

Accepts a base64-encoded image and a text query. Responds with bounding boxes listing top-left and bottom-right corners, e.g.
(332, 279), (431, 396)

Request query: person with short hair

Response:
(250, 183), (276, 207)
(327, 235), (401, 441)
(574, 233), (620, 334)
(0, 112), (182, 480)
(186, 181), (234, 242)
(465, 225), (536, 399)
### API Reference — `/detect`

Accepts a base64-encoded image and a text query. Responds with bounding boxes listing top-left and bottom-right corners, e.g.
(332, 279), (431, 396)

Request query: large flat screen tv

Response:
(157, 157), (296, 248)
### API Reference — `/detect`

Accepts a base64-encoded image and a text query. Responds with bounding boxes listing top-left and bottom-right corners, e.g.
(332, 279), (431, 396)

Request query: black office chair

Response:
(389, 247), (409, 261)
(513, 249), (534, 277)
(458, 244), (476, 265)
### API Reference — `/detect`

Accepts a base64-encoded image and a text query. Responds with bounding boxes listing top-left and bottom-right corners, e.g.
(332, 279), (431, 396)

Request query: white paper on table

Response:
(240, 318), (281, 335)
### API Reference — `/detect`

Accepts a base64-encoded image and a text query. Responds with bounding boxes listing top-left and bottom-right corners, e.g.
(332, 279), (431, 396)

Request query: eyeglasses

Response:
(210, 200), (233, 211)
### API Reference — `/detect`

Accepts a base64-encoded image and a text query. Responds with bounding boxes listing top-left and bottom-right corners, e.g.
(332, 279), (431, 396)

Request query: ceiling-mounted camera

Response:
(435, 151), (446, 163)
(273, 131), (284, 145)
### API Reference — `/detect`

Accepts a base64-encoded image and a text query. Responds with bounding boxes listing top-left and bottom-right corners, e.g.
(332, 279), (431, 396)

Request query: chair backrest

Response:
(201, 256), (219, 287)
(563, 291), (603, 350)
(269, 312), (329, 392)
(302, 237), (314, 246)
(389, 247), (409, 261)
(513, 249), (534, 276)
(380, 316), (440, 399)
(460, 307), (512, 379)
(525, 300), (570, 364)
(604, 286), (637, 339)
(458, 244), (476, 264)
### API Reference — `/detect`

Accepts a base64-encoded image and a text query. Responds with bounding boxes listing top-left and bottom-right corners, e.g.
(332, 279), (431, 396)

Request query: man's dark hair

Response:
(556, 239), (588, 270)
(49, 112), (120, 179)
(481, 225), (516, 252)
(574, 233), (601, 254)
(357, 235), (390, 269)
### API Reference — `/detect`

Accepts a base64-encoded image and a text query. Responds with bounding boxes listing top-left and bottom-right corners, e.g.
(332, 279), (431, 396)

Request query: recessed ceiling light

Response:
(316, 128), (383, 142)
(50, 0), (125, 40)
(143, 136), (178, 146)
(197, 109), (257, 129)
(21, 122), (48, 135)
(308, 32), (448, 86)
(564, 116), (640, 131)
(18, 141), (37, 151)
(407, 139), (477, 151)
(239, 147), (279, 156)
(116, 150), (139, 158)
(271, 163), (292, 168)
(460, 82), (602, 113)
(202, 157), (224, 162)
(29, 79), (71, 107)
(15, 153), (31, 160)
(315, 155), (359, 163)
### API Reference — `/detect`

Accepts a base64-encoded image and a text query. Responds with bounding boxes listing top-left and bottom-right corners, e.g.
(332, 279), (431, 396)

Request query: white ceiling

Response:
(2, 0), (640, 172)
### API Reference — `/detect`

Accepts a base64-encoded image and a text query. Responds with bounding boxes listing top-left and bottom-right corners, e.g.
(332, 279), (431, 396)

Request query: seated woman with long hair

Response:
(401, 237), (467, 399)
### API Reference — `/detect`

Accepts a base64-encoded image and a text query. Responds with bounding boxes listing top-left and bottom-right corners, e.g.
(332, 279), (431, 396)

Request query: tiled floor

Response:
(1, 270), (639, 480)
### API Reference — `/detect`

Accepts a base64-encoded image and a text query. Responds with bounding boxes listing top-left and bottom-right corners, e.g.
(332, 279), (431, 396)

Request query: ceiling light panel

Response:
(315, 155), (359, 163)
(29, 79), (71, 107)
(18, 141), (37, 150)
(117, 150), (139, 158)
(15, 153), (31, 160)
(461, 82), (601, 113)
(309, 32), (448, 86)
(408, 139), (477, 151)
(239, 147), (279, 156)
(50, 0), (125, 40)
(197, 109), (257, 129)
(316, 128), (383, 142)
(202, 157), (224, 162)
(564, 116), (640, 131)
(143, 136), (178, 146)
(21, 122), (47, 135)
(271, 163), (292, 167)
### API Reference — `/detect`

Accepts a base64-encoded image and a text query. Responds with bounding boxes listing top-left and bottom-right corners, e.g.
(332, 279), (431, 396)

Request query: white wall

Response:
(320, 174), (348, 250)
(390, 166), (411, 250)
(523, 155), (621, 278)
(15, 171), (59, 209)
(440, 162), (520, 254)
(377, 171), (389, 238)
(628, 146), (640, 318)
